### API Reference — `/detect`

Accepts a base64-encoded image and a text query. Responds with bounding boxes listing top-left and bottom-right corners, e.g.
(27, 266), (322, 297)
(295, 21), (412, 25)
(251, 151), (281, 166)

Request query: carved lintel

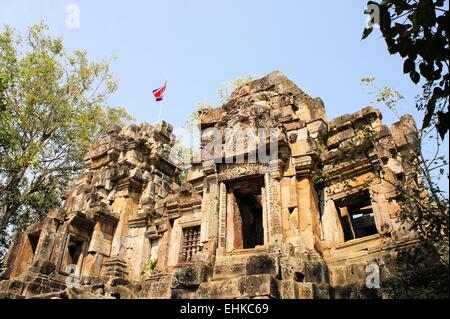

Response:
(217, 163), (268, 182)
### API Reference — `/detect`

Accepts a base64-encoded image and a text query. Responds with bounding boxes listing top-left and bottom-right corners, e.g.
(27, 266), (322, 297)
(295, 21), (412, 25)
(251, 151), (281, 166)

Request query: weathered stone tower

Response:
(0, 72), (422, 299)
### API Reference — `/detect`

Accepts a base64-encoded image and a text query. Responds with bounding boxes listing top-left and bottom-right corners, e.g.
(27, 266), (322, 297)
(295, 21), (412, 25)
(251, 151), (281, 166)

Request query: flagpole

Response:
(155, 78), (167, 124)
(158, 100), (163, 122)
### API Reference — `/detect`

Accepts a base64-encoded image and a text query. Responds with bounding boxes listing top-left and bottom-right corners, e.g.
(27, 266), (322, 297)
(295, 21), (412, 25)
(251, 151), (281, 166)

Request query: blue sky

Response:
(1, 0), (448, 191)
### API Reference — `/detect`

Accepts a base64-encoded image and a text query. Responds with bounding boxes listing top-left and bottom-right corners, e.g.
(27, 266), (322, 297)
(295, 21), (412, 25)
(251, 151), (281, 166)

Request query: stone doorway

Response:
(226, 176), (266, 251)
(235, 191), (264, 248)
(61, 235), (86, 275)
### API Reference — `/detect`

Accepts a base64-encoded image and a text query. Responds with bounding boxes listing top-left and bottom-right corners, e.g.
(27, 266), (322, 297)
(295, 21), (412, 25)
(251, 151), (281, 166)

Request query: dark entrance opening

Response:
(28, 232), (40, 255)
(234, 191), (264, 249)
(63, 235), (84, 272)
(61, 235), (85, 275)
(68, 238), (84, 265)
(228, 176), (265, 249)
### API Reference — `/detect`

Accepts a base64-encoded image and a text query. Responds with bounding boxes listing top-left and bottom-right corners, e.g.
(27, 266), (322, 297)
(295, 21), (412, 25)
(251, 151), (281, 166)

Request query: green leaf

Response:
(436, 111), (449, 140)
(432, 87), (443, 99)
(361, 27), (374, 40)
(422, 98), (436, 128)
(416, 1), (437, 28)
(403, 59), (415, 73)
(410, 70), (420, 84)
(386, 38), (398, 54)
(419, 62), (434, 81)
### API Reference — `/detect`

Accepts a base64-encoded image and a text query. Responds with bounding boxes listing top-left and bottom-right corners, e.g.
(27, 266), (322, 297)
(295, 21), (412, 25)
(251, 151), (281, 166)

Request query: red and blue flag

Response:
(153, 81), (167, 102)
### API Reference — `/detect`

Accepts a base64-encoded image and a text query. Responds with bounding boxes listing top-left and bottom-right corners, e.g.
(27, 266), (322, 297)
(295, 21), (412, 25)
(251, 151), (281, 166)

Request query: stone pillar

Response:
(202, 159), (220, 256)
(295, 177), (322, 251)
(34, 218), (60, 261)
(218, 182), (227, 249)
(207, 180), (219, 242)
(225, 191), (235, 252)
(261, 186), (269, 246)
(200, 186), (210, 244)
(370, 183), (393, 235)
(167, 219), (183, 268)
(126, 218), (150, 281)
(321, 192), (345, 248)
(265, 165), (283, 251)
(280, 176), (301, 241)
(110, 197), (138, 258)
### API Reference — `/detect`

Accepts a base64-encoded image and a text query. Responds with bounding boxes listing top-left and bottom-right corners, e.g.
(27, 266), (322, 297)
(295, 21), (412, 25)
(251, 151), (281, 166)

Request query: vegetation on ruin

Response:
(184, 74), (258, 131)
(172, 140), (198, 184)
(363, 0), (449, 140)
(0, 23), (133, 267)
(141, 259), (159, 278)
(216, 74), (258, 104)
(175, 74), (258, 185)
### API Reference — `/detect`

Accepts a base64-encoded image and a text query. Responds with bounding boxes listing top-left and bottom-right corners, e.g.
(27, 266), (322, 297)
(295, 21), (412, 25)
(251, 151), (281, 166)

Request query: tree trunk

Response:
(0, 168), (27, 233)
(0, 197), (20, 233)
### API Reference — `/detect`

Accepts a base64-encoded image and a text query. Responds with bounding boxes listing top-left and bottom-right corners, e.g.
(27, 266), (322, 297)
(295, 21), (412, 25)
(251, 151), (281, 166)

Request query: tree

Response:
(184, 74), (257, 131)
(172, 140), (197, 185)
(360, 78), (448, 262)
(363, 0), (449, 139)
(0, 23), (133, 264)
(216, 74), (258, 104)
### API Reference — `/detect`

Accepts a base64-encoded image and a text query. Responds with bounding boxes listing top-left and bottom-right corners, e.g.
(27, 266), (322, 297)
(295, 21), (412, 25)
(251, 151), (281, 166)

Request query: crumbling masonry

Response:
(0, 72), (423, 299)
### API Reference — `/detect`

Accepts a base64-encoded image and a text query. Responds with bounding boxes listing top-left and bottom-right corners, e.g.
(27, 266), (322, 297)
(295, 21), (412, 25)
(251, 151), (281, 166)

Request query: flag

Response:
(153, 81), (167, 102)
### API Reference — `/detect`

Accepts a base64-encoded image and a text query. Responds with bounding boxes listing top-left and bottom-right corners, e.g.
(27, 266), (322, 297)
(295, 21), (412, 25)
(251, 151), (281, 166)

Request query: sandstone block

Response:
(171, 263), (208, 289)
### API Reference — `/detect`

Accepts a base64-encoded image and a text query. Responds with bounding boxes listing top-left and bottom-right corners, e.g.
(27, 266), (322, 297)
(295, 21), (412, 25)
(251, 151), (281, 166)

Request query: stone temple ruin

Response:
(0, 71), (424, 299)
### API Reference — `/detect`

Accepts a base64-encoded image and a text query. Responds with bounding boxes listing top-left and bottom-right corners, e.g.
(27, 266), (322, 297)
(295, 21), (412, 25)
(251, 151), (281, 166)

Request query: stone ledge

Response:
(196, 274), (279, 299)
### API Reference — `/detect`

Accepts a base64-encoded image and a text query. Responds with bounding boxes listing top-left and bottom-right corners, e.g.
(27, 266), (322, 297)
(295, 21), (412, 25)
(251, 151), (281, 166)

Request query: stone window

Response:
(336, 190), (378, 241)
(61, 235), (85, 275)
(27, 231), (41, 255)
(178, 226), (201, 264)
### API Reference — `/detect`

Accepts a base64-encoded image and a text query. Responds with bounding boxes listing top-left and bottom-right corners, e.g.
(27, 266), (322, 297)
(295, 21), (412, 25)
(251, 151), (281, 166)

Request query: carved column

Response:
(202, 159), (220, 255)
(225, 190), (234, 252)
(261, 185), (269, 246)
(218, 182), (227, 249)
(265, 160), (283, 251)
